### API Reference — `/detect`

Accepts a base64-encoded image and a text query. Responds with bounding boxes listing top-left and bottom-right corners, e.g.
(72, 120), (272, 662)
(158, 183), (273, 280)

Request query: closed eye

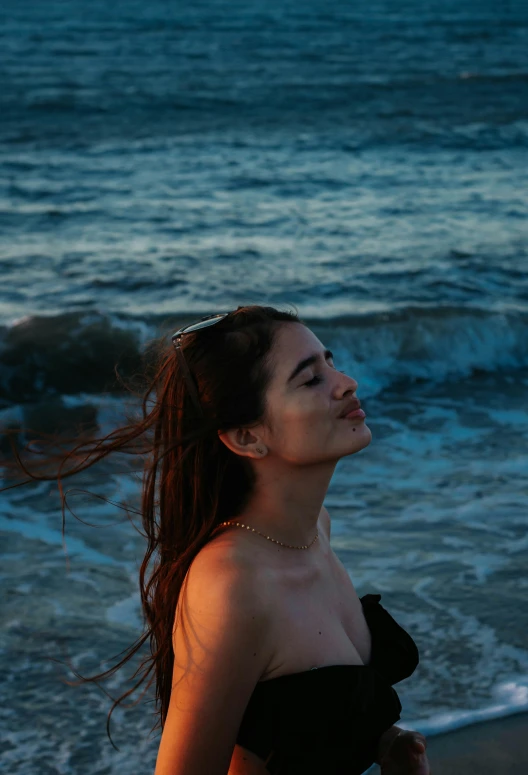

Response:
(304, 375), (323, 387)
(304, 368), (345, 387)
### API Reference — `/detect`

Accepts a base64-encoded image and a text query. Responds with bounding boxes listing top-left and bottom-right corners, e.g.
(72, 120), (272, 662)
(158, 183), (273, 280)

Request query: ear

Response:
(217, 427), (262, 459)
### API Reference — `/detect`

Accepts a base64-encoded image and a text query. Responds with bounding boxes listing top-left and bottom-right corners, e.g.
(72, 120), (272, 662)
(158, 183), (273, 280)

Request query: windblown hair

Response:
(0, 304), (301, 748)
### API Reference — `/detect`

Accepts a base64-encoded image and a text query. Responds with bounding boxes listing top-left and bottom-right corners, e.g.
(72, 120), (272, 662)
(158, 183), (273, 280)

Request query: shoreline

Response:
(374, 711), (528, 774)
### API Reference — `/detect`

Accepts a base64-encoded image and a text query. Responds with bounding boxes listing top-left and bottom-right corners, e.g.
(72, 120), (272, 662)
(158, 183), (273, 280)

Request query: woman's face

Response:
(260, 323), (372, 464)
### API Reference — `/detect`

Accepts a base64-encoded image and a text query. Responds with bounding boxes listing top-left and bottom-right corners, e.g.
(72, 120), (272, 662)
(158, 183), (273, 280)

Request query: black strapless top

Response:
(235, 593), (420, 775)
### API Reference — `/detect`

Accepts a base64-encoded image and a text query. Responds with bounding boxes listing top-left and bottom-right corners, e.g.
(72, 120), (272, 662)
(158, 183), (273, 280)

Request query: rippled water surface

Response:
(1, 0), (528, 772)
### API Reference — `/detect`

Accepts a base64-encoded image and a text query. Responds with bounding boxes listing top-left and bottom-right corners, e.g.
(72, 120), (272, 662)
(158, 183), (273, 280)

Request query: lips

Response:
(339, 399), (361, 418)
(344, 408), (366, 420)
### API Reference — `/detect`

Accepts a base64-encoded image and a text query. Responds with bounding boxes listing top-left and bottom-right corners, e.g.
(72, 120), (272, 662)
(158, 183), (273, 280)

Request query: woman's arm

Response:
(154, 551), (274, 775)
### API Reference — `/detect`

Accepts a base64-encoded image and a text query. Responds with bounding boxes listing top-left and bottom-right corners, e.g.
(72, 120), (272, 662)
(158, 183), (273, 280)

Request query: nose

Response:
(338, 372), (358, 394)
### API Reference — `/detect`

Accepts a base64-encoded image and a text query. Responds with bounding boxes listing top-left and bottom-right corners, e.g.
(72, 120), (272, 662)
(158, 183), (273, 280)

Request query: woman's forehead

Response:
(277, 323), (323, 354)
(272, 325), (326, 378)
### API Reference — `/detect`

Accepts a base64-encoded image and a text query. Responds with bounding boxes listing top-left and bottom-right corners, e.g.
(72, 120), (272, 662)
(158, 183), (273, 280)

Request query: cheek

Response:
(279, 389), (328, 428)
(279, 401), (311, 428)
(287, 395), (325, 424)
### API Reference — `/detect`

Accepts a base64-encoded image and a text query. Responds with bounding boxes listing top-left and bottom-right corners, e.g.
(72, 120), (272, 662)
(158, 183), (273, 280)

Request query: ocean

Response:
(1, 0), (527, 772)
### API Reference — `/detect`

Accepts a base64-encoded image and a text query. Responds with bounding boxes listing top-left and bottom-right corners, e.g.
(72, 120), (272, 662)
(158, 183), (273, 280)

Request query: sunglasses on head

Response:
(171, 312), (230, 416)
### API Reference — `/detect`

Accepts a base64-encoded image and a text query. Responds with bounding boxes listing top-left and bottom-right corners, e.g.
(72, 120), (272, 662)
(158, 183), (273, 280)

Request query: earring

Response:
(256, 447), (263, 454)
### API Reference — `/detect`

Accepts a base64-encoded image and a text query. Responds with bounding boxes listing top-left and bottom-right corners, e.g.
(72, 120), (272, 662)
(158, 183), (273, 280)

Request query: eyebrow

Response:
(287, 349), (334, 383)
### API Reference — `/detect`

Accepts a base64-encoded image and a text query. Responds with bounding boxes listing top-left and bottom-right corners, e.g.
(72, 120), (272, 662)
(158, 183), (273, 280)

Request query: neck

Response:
(235, 458), (336, 547)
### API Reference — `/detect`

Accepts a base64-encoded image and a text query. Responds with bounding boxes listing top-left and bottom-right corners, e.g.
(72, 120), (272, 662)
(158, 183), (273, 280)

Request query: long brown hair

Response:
(0, 303), (301, 749)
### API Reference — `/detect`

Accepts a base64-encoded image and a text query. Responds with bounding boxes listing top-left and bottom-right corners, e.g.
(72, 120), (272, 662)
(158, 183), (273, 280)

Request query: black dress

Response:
(235, 593), (420, 775)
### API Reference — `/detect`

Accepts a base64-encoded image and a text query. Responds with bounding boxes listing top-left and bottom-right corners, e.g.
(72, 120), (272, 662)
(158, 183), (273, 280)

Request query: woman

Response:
(3, 305), (429, 774)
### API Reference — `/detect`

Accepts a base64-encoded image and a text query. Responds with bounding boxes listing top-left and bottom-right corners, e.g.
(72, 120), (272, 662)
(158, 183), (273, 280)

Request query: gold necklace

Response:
(215, 521), (319, 550)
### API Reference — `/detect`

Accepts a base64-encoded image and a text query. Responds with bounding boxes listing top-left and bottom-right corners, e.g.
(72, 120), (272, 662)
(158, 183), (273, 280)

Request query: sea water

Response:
(1, 0), (528, 772)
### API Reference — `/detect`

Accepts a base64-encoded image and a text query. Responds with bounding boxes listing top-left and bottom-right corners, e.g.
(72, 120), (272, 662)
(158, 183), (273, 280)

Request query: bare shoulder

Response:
(178, 537), (274, 631)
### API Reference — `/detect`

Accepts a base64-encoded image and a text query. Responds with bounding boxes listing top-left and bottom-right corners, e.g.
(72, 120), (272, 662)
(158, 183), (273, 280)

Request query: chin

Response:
(350, 421), (372, 446)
